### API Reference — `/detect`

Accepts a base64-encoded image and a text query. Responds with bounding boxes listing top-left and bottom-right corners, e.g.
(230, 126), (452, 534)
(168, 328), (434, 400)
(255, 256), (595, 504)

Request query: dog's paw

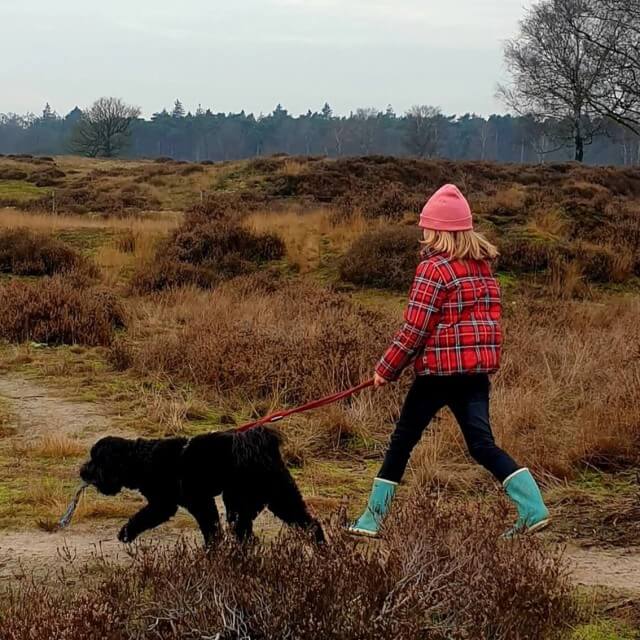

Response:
(118, 525), (134, 543)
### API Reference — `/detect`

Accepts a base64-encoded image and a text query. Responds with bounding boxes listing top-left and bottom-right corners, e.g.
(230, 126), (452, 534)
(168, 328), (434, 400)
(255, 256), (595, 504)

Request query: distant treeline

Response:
(1, 101), (639, 165)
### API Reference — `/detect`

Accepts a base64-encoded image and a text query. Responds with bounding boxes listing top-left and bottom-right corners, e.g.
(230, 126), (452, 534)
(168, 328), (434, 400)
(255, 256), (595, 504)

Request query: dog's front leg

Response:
(119, 502), (178, 543)
(183, 499), (220, 547)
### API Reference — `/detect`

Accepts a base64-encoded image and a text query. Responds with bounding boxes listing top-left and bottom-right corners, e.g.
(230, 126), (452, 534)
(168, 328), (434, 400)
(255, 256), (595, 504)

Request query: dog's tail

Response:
(232, 426), (284, 471)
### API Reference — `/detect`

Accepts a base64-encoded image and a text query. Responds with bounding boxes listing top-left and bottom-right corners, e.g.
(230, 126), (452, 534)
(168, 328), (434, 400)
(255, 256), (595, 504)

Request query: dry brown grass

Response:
(94, 233), (160, 287)
(0, 399), (12, 438)
(124, 275), (391, 407)
(0, 208), (180, 285)
(493, 298), (640, 477)
(0, 208), (180, 234)
(136, 383), (210, 435)
(246, 206), (383, 272)
(280, 158), (307, 176)
(28, 433), (86, 459)
(525, 207), (570, 240)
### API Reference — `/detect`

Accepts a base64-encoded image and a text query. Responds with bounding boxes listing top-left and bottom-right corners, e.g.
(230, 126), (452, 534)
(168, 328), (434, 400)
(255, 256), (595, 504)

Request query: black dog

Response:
(80, 427), (324, 545)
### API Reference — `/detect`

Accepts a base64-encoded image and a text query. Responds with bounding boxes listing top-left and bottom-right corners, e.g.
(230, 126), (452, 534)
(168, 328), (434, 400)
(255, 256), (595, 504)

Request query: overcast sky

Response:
(1, 1), (529, 119)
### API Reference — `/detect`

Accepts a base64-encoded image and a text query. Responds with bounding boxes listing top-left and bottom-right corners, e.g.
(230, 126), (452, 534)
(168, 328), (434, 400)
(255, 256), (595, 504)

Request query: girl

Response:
(349, 184), (550, 538)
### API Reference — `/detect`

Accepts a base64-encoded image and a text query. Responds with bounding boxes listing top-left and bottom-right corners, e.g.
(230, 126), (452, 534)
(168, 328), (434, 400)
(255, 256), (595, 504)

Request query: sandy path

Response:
(0, 375), (128, 443)
(566, 544), (640, 592)
(1, 374), (639, 593)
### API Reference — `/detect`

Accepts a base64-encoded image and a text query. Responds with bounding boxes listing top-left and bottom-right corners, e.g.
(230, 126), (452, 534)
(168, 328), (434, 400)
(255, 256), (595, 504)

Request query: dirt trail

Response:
(0, 375), (127, 442)
(566, 544), (640, 592)
(0, 373), (142, 579)
(1, 374), (639, 592)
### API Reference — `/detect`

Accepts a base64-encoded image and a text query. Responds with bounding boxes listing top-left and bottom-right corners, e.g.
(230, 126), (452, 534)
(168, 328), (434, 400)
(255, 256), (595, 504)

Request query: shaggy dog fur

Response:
(80, 427), (324, 545)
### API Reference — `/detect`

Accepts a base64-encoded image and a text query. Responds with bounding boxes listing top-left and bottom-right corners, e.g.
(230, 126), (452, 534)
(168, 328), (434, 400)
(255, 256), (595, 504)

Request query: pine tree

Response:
(172, 99), (185, 118)
(321, 102), (333, 119)
(41, 102), (56, 120)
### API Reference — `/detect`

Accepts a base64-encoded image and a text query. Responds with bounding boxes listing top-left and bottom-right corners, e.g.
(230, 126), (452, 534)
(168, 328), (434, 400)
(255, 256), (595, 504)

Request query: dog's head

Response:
(80, 436), (134, 495)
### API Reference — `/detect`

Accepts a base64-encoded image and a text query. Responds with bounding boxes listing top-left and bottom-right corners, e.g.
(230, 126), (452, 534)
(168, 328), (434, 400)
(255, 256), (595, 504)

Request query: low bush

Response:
(170, 219), (284, 265)
(185, 191), (265, 223)
(26, 167), (65, 187)
(22, 182), (160, 215)
(129, 276), (390, 405)
(362, 183), (424, 220)
(0, 168), (28, 181)
(0, 228), (97, 277)
(0, 492), (574, 640)
(498, 233), (635, 285)
(131, 217), (285, 293)
(498, 233), (560, 273)
(334, 184), (423, 223)
(339, 225), (421, 290)
(0, 275), (125, 346)
(131, 258), (218, 293)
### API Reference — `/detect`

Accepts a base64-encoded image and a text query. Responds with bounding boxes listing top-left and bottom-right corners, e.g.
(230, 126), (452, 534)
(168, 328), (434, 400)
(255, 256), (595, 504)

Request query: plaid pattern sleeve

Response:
(375, 259), (448, 381)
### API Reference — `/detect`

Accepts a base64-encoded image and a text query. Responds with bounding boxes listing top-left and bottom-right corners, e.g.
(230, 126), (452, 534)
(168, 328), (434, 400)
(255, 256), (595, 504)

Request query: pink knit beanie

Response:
(419, 184), (473, 231)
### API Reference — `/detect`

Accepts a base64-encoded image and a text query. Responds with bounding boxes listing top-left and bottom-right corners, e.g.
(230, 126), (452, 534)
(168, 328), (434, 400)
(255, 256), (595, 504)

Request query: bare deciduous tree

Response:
(71, 97), (141, 157)
(404, 105), (446, 158)
(570, 0), (640, 132)
(499, 0), (628, 161)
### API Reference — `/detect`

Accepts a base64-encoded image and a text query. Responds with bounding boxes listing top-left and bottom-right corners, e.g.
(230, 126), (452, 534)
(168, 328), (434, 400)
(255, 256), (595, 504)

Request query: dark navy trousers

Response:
(378, 374), (519, 483)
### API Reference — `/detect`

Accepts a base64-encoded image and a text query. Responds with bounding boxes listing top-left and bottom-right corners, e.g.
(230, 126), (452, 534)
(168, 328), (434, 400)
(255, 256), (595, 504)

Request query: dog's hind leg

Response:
(222, 491), (263, 543)
(227, 509), (256, 542)
(267, 471), (325, 544)
(183, 499), (220, 547)
(119, 502), (178, 543)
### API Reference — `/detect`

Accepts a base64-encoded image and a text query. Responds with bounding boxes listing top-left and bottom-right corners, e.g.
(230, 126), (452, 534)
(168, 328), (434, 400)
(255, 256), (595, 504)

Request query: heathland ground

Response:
(0, 153), (638, 639)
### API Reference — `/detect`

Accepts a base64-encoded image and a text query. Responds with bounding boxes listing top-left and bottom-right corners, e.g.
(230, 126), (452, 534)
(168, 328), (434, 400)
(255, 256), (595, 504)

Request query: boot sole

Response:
(347, 527), (379, 538)
(526, 518), (551, 534)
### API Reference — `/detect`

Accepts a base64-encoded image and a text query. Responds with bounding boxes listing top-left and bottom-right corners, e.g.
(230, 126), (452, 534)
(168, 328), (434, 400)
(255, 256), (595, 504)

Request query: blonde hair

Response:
(421, 229), (499, 261)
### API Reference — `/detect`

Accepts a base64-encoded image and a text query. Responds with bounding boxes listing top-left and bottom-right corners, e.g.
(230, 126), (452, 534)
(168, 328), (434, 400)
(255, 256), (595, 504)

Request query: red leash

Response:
(236, 379), (375, 432)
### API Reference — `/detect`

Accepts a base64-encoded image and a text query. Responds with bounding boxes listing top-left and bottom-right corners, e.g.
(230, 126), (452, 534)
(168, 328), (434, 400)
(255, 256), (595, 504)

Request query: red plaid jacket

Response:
(376, 252), (502, 380)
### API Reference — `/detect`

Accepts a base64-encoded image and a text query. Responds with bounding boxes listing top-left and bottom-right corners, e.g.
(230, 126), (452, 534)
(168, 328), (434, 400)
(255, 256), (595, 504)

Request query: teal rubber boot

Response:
(503, 468), (551, 538)
(348, 478), (397, 537)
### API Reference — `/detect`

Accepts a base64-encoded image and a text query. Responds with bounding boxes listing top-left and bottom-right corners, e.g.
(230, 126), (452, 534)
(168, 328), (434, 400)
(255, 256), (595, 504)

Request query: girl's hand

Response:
(374, 373), (389, 388)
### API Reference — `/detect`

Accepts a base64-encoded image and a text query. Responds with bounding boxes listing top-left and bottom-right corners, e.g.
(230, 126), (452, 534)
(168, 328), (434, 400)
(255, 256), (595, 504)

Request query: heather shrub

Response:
(0, 492), (575, 640)
(567, 242), (633, 283)
(0, 228), (97, 277)
(22, 181), (160, 215)
(339, 225), (421, 290)
(169, 220), (284, 265)
(185, 191), (265, 224)
(335, 185), (423, 223)
(0, 275), (125, 346)
(0, 168), (28, 180)
(362, 183), (423, 220)
(498, 233), (634, 285)
(130, 276), (390, 404)
(498, 233), (560, 273)
(131, 217), (285, 293)
(131, 257), (218, 293)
